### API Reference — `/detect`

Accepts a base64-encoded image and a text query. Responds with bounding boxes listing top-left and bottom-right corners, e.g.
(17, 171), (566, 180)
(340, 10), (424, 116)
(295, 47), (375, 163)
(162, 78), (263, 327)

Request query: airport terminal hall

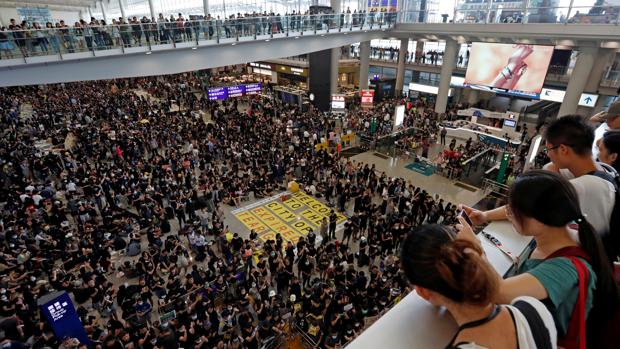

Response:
(3, 0), (620, 348)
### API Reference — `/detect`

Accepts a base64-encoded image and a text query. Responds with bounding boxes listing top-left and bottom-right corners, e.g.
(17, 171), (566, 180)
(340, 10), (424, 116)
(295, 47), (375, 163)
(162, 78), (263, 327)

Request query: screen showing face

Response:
(464, 43), (554, 95)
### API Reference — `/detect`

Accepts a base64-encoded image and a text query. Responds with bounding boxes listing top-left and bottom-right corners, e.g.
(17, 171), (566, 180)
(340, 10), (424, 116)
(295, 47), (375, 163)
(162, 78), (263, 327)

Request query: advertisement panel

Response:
(361, 89), (375, 108)
(464, 43), (554, 99)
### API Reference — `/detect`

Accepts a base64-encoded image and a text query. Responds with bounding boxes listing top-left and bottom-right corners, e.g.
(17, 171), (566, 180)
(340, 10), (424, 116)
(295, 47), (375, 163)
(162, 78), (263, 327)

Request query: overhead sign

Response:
(408, 83), (453, 96)
(249, 62), (273, 70)
(578, 93), (598, 107)
(207, 83), (263, 101)
(540, 88), (565, 103)
(361, 89), (374, 107)
(207, 87), (228, 101)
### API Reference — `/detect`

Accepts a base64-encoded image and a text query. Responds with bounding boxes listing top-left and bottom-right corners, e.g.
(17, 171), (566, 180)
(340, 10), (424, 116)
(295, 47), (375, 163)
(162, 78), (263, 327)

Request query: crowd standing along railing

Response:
(0, 12), (396, 61)
(398, 5), (620, 25)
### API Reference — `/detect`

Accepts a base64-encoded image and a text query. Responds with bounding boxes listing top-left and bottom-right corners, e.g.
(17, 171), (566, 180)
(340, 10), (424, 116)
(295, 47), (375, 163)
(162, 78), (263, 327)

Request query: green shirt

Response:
(518, 257), (596, 337)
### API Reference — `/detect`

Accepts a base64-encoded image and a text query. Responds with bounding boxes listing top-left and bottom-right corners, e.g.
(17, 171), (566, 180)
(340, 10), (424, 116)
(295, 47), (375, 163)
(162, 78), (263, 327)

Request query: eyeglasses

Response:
(543, 144), (562, 152)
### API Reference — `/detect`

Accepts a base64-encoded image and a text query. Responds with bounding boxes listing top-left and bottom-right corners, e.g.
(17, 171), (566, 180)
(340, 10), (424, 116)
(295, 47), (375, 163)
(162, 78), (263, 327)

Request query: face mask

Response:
(332, 336), (338, 339)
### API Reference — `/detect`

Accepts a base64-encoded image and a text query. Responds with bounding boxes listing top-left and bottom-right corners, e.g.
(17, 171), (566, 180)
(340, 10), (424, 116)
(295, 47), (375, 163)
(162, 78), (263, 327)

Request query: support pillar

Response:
(330, 47), (340, 96)
(148, 0), (156, 19)
(203, 0), (210, 15)
(118, 0), (127, 21)
(435, 39), (458, 114)
(359, 41), (370, 90)
(467, 88), (479, 105)
(395, 38), (408, 96)
(558, 46), (599, 117)
(100, 1), (108, 22)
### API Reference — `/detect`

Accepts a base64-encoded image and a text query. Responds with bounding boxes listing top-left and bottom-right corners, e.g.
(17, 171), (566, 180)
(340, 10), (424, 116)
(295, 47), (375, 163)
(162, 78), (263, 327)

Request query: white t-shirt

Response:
(559, 165), (615, 236)
(592, 122), (610, 161)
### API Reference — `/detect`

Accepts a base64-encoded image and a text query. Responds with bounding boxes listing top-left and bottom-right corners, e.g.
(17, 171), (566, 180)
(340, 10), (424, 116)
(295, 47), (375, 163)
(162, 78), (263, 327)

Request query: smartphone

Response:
(458, 209), (474, 228)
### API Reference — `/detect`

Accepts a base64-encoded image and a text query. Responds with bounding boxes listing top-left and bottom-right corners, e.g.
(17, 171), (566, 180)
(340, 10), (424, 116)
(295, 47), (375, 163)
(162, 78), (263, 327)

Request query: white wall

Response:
(0, 7), (80, 27)
(0, 7), (19, 27)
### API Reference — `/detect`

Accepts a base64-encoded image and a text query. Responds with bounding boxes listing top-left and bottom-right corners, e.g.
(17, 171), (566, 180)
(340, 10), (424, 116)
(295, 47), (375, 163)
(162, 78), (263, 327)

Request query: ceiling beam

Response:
(0, 0), (95, 8)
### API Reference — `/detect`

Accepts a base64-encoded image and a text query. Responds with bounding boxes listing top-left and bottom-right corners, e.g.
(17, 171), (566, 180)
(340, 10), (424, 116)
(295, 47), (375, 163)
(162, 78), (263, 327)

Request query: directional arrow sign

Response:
(578, 93), (598, 107)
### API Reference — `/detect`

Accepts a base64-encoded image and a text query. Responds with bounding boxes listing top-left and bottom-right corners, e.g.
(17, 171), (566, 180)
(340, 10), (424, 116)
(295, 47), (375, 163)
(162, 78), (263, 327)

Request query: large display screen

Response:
(207, 83), (262, 101)
(464, 43), (554, 98)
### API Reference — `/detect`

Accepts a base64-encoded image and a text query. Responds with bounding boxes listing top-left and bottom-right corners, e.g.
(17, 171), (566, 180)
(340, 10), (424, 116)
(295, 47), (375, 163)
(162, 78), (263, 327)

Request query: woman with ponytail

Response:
(401, 224), (557, 349)
(459, 170), (618, 349)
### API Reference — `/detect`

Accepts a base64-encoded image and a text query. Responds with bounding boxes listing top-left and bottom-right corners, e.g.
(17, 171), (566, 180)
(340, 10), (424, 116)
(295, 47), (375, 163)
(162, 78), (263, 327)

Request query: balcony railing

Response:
(398, 5), (620, 25)
(0, 12), (396, 62)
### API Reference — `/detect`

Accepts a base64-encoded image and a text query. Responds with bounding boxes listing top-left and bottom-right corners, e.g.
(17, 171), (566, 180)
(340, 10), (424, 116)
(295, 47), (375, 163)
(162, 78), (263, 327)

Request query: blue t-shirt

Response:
(518, 257), (596, 337)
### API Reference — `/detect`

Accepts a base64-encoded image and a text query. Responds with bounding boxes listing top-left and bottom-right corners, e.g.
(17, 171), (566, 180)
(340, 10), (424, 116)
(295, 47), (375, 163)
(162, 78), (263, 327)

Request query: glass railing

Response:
(602, 69), (620, 87)
(0, 12), (396, 61)
(399, 5), (620, 25)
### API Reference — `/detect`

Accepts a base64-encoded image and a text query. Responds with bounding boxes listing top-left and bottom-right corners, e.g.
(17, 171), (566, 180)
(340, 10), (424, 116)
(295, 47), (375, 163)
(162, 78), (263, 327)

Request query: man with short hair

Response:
(539, 116), (616, 235)
(591, 100), (620, 161)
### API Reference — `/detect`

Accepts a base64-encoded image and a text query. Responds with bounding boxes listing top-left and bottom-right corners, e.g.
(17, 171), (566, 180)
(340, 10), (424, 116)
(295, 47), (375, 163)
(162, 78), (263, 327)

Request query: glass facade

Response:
(91, 0), (375, 20)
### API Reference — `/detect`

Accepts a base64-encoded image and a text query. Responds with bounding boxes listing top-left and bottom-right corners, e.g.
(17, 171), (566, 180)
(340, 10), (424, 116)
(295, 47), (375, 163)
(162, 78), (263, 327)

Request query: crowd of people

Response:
(1, 60), (619, 349)
(0, 71), (471, 349)
(0, 9), (400, 59)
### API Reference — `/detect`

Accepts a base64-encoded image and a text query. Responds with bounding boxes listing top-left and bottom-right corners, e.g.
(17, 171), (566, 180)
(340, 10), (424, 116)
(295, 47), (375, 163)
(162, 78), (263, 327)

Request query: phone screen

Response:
(459, 210), (474, 229)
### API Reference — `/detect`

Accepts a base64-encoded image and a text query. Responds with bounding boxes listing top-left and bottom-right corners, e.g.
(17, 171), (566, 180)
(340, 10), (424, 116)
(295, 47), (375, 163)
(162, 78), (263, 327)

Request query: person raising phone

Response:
(459, 171), (618, 349)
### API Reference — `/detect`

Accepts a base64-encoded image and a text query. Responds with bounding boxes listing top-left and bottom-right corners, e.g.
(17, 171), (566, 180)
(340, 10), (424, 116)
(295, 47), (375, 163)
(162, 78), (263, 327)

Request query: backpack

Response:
(587, 163), (620, 262)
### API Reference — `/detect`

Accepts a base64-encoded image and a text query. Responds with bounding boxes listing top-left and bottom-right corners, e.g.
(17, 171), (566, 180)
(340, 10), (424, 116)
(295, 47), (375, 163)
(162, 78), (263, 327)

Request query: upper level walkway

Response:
(1, 5), (620, 87)
(0, 13), (393, 86)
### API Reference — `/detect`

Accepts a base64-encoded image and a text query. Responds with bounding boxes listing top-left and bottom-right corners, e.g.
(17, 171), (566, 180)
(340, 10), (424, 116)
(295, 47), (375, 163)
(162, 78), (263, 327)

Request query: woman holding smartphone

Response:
(459, 170), (618, 349)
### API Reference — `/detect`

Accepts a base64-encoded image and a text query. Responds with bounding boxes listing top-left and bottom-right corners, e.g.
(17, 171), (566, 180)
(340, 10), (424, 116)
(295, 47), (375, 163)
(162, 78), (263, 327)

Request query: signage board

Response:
(578, 93), (598, 107)
(39, 291), (90, 345)
(207, 87), (228, 101)
(540, 88), (565, 103)
(207, 83), (263, 101)
(331, 94), (346, 113)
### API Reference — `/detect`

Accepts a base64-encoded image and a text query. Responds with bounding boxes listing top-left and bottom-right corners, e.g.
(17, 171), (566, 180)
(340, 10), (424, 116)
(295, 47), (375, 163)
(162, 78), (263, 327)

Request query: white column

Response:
(435, 39), (458, 114)
(203, 0), (210, 15)
(558, 46), (599, 117)
(148, 0), (156, 19)
(359, 41), (370, 90)
(100, 1), (108, 22)
(118, 0), (127, 21)
(331, 0), (341, 13)
(88, 6), (93, 19)
(395, 38), (408, 95)
(331, 47), (340, 96)
(467, 88), (479, 105)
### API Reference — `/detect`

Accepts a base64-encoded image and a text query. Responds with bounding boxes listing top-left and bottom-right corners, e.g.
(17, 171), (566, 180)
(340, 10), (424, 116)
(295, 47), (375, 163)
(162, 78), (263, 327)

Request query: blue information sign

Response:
(38, 291), (90, 345)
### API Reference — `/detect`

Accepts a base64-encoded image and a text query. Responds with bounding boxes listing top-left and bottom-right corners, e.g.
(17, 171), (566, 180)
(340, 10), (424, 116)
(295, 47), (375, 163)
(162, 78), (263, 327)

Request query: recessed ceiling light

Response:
(295, 36), (299, 39)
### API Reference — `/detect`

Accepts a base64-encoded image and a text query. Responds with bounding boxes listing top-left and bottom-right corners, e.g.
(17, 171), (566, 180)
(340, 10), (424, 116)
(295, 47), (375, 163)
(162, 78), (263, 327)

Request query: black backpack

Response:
(588, 163), (620, 263)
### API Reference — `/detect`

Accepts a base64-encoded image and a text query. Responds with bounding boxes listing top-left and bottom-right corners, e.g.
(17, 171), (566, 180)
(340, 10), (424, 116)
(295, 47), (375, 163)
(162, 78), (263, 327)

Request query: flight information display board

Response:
(207, 83), (263, 101)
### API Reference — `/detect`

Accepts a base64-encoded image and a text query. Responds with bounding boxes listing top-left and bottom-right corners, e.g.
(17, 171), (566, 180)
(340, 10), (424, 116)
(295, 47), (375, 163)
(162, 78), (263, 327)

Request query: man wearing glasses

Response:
(541, 115), (616, 238)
